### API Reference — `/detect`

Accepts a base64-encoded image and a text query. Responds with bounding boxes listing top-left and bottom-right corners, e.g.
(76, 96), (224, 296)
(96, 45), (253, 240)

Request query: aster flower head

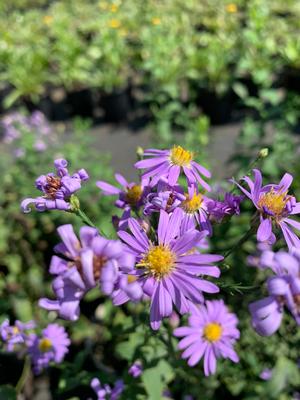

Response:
(249, 248), (300, 336)
(0, 320), (35, 352)
(208, 192), (243, 223)
(97, 173), (149, 210)
(128, 360), (143, 378)
(143, 178), (185, 216)
(134, 146), (211, 190)
(21, 159), (89, 213)
(180, 185), (212, 235)
(174, 300), (240, 376)
(234, 169), (300, 249)
(117, 209), (222, 329)
(91, 378), (124, 400)
(27, 323), (70, 374)
(39, 224), (135, 321)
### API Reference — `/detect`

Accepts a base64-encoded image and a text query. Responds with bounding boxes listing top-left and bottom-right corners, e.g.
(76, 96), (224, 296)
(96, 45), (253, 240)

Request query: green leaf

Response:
(0, 385), (17, 400)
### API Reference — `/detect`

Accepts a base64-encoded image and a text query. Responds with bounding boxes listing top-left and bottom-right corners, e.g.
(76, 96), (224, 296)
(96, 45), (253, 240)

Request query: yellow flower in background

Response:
(43, 15), (53, 25)
(226, 3), (238, 13)
(98, 1), (108, 10)
(151, 17), (161, 25)
(109, 19), (121, 29)
(111, 4), (118, 12)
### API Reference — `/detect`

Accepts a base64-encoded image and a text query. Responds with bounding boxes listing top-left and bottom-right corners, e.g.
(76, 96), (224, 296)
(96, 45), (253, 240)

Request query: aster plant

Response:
(16, 146), (300, 398)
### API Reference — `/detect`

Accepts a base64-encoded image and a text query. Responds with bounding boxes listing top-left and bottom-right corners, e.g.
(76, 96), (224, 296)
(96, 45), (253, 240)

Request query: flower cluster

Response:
(0, 320), (70, 374)
(1, 110), (51, 156)
(21, 159), (89, 212)
(20, 145), (300, 385)
(39, 224), (138, 321)
(249, 248), (300, 336)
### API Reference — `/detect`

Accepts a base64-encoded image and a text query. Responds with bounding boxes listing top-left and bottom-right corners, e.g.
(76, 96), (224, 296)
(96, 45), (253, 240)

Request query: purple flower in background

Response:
(174, 300), (240, 376)
(259, 368), (273, 380)
(91, 378), (124, 400)
(234, 169), (300, 249)
(39, 224), (135, 321)
(143, 178), (185, 216)
(128, 361), (143, 378)
(117, 209), (222, 330)
(249, 249), (300, 336)
(97, 173), (149, 210)
(27, 323), (70, 374)
(134, 146), (211, 190)
(21, 159), (89, 213)
(209, 193), (243, 223)
(0, 320), (35, 351)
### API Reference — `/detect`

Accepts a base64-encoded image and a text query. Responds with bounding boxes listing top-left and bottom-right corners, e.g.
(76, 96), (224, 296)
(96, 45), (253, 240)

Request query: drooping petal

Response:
(257, 219), (272, 242)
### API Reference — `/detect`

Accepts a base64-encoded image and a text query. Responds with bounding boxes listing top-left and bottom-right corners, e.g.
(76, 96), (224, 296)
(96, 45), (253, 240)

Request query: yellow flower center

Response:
(127, 274), (138, 283)
(140, 245), (176, 279)
(39, 338), (53, 352)
(125, 185), (142, 206)
(257, 189), (289, 217)
(170, 146), (193, 167)
(12, 326), (20, 335)
(181, 192), (203, 214)
(203, 323), (223, 342)
(226, 3), (237, 13)
(109, 19), (121, 29)
(152, 17), (161, 25)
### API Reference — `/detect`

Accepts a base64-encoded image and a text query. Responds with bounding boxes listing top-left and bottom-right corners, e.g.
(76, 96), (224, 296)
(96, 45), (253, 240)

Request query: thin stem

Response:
(76, 209), (96, 228)
(16, 356), (31, 394)
(223, 226), (255, 259)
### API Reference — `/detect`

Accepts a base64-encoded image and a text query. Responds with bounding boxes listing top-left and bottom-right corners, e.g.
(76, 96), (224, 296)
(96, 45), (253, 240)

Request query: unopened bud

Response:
(70, 195), (80, 211)
(136, 146), (144, 158)
(259, 148), (269, 158)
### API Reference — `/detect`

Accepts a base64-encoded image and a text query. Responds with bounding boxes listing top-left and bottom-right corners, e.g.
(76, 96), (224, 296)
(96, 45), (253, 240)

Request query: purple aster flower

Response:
(128, 361), (143, 378)
(27, 323), (70, 374)
(249, 249), (300, 335)
(208, 193), (243, 223)
(259, 368), (272, 380)
(0, 320), (35, 351)
(174, 300), (240, 376)
(234, 169), (300, 249)
(134, 146), (211, 190)
(39, 224), (136, 321)
(21, 159), (89, 213)
(117, 209), (222, 330)
(97, 173), (149, 210)
(143, 178), (185, 216)
(179, 186), (212, 235)
(91, 378), (124, 400)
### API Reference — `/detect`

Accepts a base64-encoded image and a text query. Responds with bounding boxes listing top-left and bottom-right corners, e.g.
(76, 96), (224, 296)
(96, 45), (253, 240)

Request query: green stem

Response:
(16, 356), (31, 394)
(76, 209), (96, 228)
(223, 226), (255, 259)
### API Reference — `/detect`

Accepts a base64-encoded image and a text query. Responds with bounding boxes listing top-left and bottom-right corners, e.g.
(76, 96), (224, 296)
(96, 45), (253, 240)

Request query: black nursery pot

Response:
(67, 88), (94, 118)
(282, 67), (300, 93)
(24, 88), (71, 121)
(100, 87), (132, 123)
(197, 89), (235, 125)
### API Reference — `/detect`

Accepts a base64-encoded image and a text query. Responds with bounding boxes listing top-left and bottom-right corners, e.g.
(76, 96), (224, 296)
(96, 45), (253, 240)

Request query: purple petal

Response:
(257, 219), (272, 242)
